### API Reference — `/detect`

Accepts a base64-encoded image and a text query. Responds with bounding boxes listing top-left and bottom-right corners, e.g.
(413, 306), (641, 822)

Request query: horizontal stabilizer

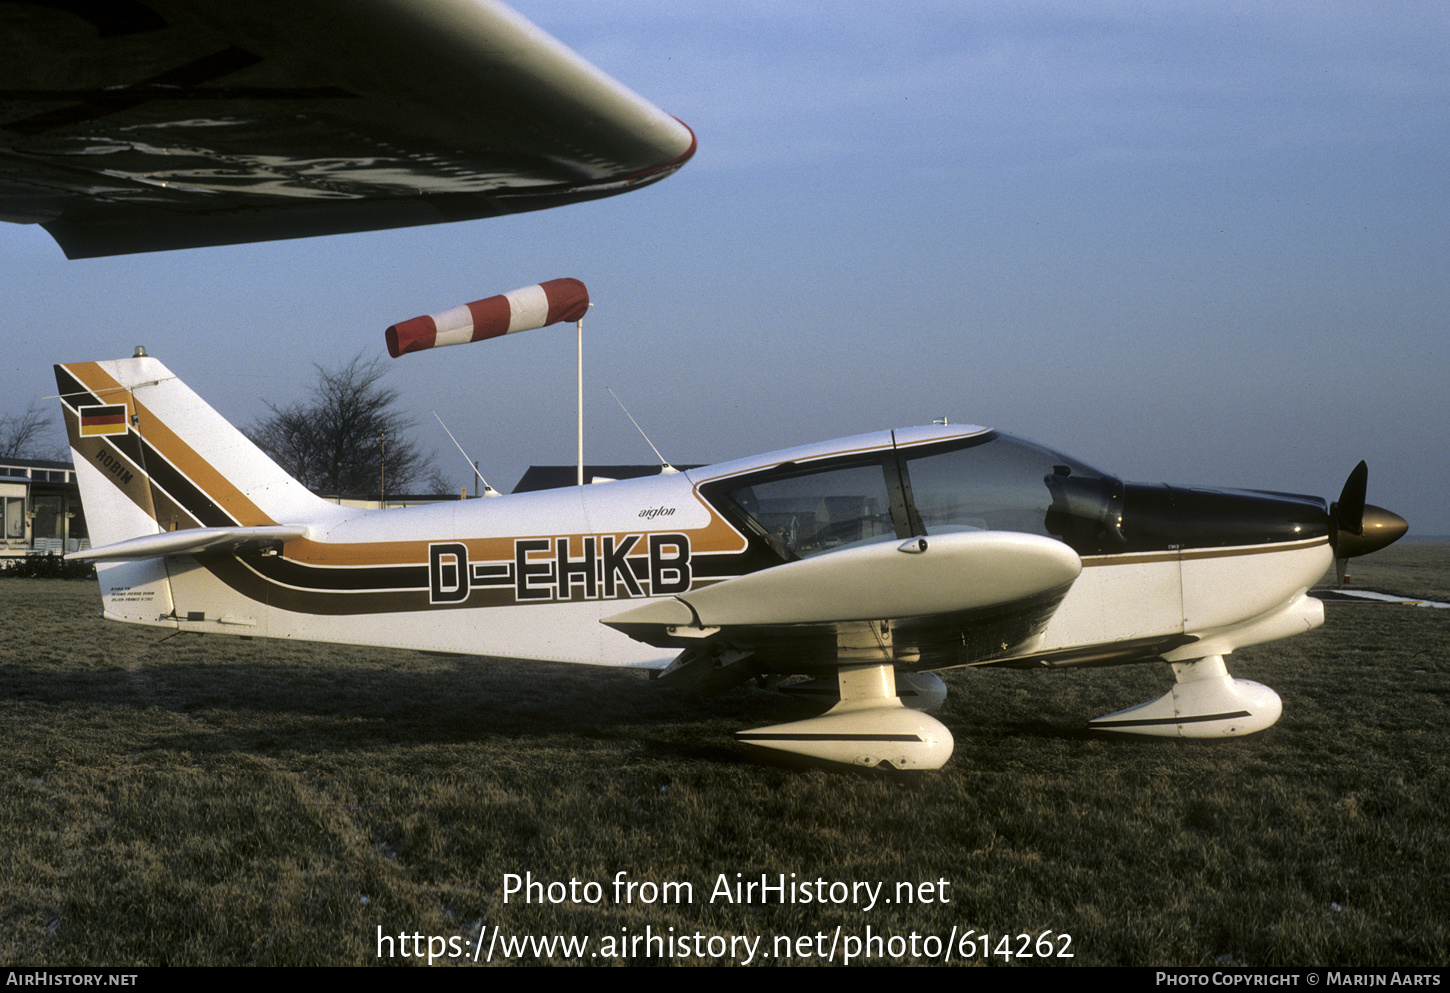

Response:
(71, 525), (309, 562)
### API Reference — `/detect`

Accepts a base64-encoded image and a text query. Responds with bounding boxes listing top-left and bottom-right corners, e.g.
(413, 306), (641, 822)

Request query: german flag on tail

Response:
(79, 404), (127, 436)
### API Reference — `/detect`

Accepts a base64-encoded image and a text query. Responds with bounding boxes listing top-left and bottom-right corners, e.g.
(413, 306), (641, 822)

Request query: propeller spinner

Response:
(1329, 461), (1407, 583)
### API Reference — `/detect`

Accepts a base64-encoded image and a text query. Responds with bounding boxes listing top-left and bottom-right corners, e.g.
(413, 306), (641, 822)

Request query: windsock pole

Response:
(577, 316), (584, 487)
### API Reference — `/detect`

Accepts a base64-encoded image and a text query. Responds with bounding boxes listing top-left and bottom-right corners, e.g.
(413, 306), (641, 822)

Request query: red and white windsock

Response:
(385, 278), (590, 358)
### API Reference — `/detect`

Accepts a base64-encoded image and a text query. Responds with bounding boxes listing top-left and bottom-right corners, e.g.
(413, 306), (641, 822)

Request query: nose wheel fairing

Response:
(1087, 655), (1283, 738)
(737, 664), (954, 770)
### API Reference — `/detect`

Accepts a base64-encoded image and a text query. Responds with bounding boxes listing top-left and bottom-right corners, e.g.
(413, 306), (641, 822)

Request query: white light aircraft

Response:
(58, 353), (1407, 770)
(0, 0), (694, 257)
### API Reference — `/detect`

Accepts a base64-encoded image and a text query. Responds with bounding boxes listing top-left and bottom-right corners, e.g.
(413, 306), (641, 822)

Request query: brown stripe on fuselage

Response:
(1179, 536), (1329, 560)
(203, 554), (442, 615)
(682, 492), (750, 554)
(279, 493), (748, 569)
(1081, 550), (1180, 567)
(201, 552), (727, 616)
(1080, 536), (1328, 568)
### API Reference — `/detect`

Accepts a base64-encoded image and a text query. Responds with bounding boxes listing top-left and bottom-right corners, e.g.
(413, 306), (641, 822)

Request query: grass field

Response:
(2, 544), (1446, 966)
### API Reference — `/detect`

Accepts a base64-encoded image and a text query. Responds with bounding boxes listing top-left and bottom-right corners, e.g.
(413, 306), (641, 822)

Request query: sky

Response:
(3, 0), (1447, 533)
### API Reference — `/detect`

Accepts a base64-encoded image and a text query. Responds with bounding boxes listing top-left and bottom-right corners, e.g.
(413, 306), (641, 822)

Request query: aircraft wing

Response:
(603, 531), (1083, 683)
(0, 0), (695, 258)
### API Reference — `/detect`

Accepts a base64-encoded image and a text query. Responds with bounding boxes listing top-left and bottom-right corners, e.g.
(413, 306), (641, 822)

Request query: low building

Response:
(0, 458), (88, 560)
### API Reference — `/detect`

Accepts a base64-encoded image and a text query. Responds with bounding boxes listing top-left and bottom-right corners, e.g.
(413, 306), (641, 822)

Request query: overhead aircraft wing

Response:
(0, 0), (695, 258)
(603, 531), (1083, 686)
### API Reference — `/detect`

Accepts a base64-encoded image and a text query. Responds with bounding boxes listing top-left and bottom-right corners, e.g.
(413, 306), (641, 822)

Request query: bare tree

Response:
(245, 355), (445, 496)
(0, 402), (64, 460)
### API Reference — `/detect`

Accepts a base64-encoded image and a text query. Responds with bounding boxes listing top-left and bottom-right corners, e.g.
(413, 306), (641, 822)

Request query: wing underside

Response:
(1, 0), (695, 257)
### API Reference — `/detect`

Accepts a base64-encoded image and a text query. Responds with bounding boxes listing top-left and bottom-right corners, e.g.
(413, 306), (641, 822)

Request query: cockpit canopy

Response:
(705, 430), (1126, 560)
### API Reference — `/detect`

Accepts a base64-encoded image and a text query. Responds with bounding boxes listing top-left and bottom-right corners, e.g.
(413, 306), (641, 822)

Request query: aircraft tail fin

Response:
(54, 354), (341, 627)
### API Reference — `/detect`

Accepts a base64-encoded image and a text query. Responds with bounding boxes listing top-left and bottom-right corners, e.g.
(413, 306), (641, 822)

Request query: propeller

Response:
(1327, 461), (1407, 584)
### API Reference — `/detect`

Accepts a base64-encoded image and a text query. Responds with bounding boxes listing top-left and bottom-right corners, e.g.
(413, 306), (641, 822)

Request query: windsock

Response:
(386, 278), (589, 358)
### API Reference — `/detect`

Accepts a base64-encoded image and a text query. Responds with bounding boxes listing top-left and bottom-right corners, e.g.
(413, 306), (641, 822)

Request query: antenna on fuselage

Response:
(608, 387), (678, 475)
(432, 411), (500, 497)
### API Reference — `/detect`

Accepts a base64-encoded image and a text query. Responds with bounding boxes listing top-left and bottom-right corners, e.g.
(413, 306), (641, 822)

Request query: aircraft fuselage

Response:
(59, 356), (1406, 767)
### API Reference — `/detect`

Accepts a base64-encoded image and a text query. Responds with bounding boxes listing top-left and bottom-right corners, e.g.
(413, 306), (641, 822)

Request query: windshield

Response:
(717, 432), (1125, 560)
(901, 434), (1123, 551)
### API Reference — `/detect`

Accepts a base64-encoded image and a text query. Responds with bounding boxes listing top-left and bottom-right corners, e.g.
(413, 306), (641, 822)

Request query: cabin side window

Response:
(727, 460), (897, 560)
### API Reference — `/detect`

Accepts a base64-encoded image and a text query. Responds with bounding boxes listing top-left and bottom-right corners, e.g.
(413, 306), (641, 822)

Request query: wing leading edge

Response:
(1, 0), (695, 257)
